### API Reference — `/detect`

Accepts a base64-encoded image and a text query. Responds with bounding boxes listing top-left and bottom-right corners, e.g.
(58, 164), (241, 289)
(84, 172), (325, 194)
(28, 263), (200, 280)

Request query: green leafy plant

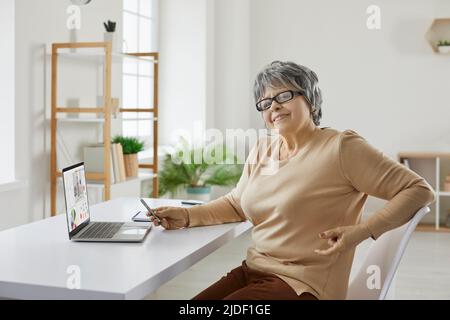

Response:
(158, 139), (244, 197)
(112, 136), (144, 154)
(437, 40), (450, 47)
(103, 20), (117, 32)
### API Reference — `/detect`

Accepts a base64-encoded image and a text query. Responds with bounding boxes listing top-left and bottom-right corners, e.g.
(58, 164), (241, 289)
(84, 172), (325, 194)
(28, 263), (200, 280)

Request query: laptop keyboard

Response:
(78, 222), (124, 239)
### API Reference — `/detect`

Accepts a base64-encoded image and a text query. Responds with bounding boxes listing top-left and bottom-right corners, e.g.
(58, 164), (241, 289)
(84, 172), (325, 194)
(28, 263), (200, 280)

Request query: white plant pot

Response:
(438, 45), (450, 54)
(186, 186), (211, 202)
(104, 32), (117, 51)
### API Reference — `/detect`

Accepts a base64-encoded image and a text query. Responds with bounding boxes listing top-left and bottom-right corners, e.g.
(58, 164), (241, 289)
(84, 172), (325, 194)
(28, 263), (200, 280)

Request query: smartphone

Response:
(140, 199), (161, 223)
(181, 200), (205, 206)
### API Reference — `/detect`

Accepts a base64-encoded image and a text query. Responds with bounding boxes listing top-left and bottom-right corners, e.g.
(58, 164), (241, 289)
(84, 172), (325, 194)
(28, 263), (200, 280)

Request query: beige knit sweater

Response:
(186, 127), (435, 299)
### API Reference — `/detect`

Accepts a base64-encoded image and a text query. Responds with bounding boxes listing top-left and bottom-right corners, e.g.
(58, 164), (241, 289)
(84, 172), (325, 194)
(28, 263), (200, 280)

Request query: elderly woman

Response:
(149, 61), (435, 300)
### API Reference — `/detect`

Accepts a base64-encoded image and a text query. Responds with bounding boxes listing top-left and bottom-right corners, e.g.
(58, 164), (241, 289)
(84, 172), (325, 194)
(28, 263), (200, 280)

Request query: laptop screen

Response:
(62, 163), (90, 234)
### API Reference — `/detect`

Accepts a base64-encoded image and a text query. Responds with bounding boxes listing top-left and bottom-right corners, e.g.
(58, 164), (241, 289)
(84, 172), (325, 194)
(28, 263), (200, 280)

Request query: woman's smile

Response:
(273, 113), (290, 123)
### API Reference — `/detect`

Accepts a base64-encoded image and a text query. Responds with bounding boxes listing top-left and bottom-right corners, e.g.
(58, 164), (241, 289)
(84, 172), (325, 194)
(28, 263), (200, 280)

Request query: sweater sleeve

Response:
(186, 138), (261, 227)
(339, 130), (436, 240)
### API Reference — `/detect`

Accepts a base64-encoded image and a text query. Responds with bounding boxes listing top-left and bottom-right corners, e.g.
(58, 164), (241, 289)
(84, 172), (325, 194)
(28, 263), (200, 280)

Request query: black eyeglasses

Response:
(256, 90), (303, 112)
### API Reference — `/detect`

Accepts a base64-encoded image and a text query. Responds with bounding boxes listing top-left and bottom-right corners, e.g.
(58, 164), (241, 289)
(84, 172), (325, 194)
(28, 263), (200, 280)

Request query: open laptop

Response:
(62, 162), (151, 242)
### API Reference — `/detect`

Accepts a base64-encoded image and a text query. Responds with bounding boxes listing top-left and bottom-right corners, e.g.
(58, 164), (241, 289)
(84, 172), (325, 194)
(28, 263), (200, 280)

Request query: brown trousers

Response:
(192, 260), (318, 300)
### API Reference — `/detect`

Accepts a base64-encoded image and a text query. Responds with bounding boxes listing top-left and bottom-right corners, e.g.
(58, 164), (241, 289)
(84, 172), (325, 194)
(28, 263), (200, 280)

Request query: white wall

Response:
(214, 0), (252, 134)
(158, 0), (253, 140)
(0, 0), (15, 184)
(158, 0), (211, 147)
(209, 0), (253, 199)
(249, 0), (450, 155)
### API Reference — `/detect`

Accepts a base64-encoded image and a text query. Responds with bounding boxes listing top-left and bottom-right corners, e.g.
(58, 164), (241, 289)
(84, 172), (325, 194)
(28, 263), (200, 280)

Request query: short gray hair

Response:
(253, 61), (323, 126)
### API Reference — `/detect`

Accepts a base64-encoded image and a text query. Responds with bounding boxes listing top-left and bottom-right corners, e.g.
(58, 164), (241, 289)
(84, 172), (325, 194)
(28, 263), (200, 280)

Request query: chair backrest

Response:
(346, 206), (430, 300)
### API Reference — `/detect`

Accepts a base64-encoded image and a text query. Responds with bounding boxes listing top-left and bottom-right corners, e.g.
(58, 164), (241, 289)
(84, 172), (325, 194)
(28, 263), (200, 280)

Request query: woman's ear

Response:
(309, 104), (317, 121)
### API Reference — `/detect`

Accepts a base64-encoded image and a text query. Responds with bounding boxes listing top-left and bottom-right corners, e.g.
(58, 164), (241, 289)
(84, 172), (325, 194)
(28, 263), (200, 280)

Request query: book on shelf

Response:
(111, 143), (126, 182)
(83, 143), (127, 184)
(111, 143), (120, 183)
(116, 143), (127, 182)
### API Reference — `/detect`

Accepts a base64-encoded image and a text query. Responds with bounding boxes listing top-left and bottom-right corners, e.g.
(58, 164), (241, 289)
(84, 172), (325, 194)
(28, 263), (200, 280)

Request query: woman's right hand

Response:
(147, 206), (190, 230)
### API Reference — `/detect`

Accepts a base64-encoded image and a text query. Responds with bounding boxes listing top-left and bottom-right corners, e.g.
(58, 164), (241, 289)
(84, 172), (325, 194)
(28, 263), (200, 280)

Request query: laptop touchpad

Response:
(120, 228), (147, 235)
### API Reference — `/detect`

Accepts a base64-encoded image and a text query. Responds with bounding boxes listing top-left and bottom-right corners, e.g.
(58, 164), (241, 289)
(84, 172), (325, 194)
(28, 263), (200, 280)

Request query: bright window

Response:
(122, 0), (158, 143)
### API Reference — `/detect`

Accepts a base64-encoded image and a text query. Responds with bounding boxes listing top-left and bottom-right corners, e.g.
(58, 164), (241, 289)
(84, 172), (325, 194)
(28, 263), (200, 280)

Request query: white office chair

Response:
(346, 206), (430, 300)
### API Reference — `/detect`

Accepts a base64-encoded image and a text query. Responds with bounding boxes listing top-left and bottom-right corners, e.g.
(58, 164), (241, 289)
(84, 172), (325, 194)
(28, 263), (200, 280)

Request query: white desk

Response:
(0, 198), (252, 300)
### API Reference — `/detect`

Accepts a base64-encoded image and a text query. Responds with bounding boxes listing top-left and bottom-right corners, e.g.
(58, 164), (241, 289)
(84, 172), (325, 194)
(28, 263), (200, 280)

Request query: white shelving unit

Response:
(398, 152), (450, 231)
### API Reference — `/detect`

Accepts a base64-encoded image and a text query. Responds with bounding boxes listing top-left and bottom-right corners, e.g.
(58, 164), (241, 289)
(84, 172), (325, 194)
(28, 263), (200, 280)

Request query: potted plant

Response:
(112, 135), (144, 178)
(103, 20), (117, 51)
(437, 40), (450, 54)
(158, 139), (244, 201)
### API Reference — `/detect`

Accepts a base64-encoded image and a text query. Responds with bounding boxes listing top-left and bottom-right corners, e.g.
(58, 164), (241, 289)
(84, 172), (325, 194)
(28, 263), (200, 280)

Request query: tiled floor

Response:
(146, 230), (450, 300)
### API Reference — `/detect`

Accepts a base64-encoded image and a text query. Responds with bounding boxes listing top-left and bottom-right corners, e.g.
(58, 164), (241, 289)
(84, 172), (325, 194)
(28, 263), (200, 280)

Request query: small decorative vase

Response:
(438, 45), (450, 54)
(186, 186), (211, 202)
(124, 153), (139, 178)
(104, 32), (116, 51)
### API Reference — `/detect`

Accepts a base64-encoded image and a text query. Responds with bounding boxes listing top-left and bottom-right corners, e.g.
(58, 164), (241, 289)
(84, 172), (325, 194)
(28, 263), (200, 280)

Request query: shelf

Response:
(57, 172), (155, 187)
(47, 50), (158, 64)
(56, 118), (105, 123)
(56, 108), (104, 114)
(398, 152), (450, 160)
(120, 108), (154, 113)
(416, 223), (450, 233)
(55, 108), (155, 114)
(56, 171), (104, 180)
(398, 152), (450, 232)
(120, 117), (156, 121)
(52, 117), (157, 123)
(84, 173), (156, 189)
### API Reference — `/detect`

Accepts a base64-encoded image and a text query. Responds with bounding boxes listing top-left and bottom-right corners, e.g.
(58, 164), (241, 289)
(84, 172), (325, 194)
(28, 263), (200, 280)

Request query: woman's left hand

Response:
(314, 224), (372, 256)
